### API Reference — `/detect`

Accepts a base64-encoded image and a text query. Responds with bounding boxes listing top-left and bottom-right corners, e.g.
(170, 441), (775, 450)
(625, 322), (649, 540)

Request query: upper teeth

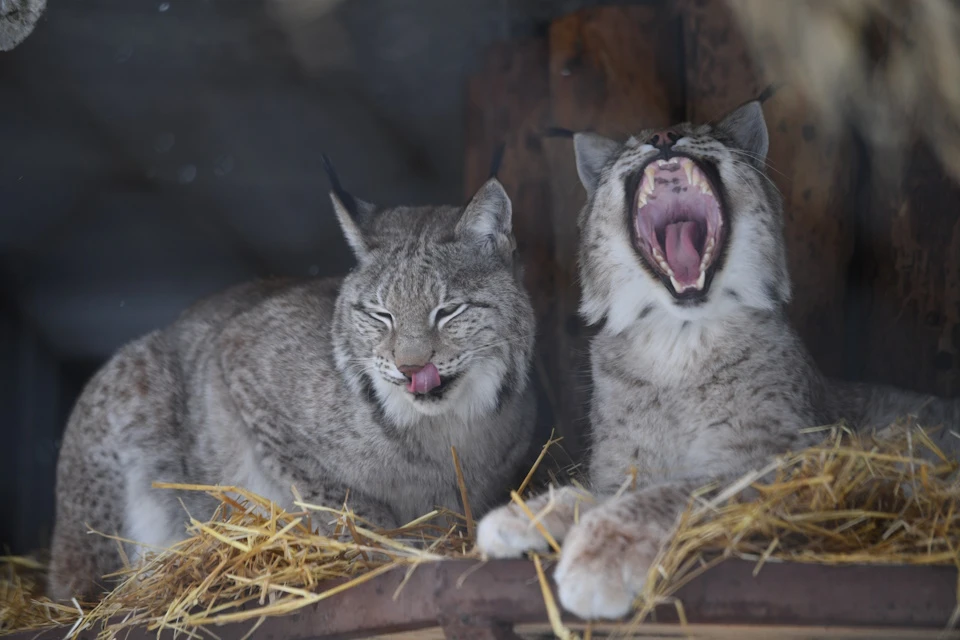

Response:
(637, 157), (714, 210)
(643, 164), (656, 186)
(635, 156), (721, 295)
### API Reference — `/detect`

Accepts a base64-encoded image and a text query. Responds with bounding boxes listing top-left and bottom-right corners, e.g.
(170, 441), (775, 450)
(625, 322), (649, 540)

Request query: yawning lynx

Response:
(477, 99), (959, 620)
(49, 165), (536, 601)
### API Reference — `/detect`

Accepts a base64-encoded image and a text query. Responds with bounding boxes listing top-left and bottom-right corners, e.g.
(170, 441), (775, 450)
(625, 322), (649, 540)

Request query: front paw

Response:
(553, 510), (662, 620)
(476, 504), (551, 558)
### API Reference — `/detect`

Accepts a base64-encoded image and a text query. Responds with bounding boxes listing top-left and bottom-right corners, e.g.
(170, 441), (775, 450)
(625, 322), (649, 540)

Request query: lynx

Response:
(49, 163), (536, 601)
(477, 100), (958, 620)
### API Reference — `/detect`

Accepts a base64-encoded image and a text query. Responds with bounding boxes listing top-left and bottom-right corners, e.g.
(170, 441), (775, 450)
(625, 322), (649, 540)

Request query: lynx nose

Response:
(645, 129), (680, 149)
(397, 364), (425, 379)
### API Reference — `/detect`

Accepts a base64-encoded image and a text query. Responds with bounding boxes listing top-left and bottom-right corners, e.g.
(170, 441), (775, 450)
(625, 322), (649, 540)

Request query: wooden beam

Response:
(10, 559), (956, 640)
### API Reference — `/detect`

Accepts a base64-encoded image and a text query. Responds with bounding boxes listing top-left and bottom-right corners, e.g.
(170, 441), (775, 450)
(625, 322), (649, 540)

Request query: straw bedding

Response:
(1, 421), (957, 639)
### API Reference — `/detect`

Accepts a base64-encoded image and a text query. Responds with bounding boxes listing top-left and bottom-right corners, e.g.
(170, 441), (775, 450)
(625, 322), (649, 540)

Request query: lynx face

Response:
(575, 101), (790, 331)
(331, 179), (535, 426)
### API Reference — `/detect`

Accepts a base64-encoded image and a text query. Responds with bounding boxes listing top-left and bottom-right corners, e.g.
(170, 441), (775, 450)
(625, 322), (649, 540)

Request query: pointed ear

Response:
(322, 154), (376, 263)
(717, 100), (769, 164)
(330, 191), (376, 262)
(456, 178), (514, 258)
(574, 132), (620, 195)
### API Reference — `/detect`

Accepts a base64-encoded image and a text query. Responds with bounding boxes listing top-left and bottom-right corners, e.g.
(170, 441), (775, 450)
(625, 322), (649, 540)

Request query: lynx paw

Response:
(553, 510), (662, 620)
(476, 505), (551, 558)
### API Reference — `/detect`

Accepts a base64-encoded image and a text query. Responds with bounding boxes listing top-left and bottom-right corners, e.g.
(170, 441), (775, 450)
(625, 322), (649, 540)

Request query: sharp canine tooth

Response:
(644, 165), (656, 187)
(638, 192), (648, 207)
(644, 178), (656, 195)
(670, 275), (683, 292)
(695, 270), (706, 290)
(683, 161), (693, 184)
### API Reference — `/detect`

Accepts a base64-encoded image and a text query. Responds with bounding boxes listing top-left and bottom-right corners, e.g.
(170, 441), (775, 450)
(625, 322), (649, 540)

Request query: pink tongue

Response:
(407, 363), (442, 394)
(663, 221), (702, 283)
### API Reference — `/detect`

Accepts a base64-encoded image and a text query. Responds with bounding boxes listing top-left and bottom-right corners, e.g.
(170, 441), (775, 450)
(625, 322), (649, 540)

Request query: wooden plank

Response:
(387, 623), (960, 640)
(545, 5), (684, 458)
(852, 142), (960, 397)
(682, 0), (858, 379)
(7, 560), (956, 640)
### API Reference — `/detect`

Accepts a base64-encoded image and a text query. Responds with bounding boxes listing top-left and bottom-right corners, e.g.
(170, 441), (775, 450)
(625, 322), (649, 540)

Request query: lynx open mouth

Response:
(632, 156), (725, 297)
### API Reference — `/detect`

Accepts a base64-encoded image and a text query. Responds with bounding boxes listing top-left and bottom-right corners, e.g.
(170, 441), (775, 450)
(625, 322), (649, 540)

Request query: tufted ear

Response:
(573, 132), (620, 196)
(322, 154), (376, 263)
(456, 178), (514, 259)
(330, 192), (376, 263)
(717, 100), (769, 166)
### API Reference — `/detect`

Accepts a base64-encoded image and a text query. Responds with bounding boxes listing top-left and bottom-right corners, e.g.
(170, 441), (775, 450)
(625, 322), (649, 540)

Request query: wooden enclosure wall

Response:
(464, 1), (960, 460)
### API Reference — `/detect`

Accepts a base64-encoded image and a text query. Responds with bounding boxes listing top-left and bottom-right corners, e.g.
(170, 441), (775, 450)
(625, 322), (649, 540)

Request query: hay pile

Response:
(0, 437), (566, 639)
(1, 424), (957, 639)
(0, 486), (479, 640)
(0, 556), (75, 634)
(81, 487), (472, 638)
(634, 422), (960, 628)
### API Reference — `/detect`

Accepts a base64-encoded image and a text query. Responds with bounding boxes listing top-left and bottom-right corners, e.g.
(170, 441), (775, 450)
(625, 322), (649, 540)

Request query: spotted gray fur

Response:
(477, 100), (959, 620)
(49, 177), (536, 601)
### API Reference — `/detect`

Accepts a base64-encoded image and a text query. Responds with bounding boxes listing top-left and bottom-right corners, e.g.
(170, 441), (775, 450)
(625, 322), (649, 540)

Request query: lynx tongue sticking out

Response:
(663, 220), (703, 284)
(407, 363), (442, 394)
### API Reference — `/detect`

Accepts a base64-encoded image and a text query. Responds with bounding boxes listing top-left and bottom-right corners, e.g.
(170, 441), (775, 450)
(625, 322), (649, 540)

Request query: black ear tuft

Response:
(544, 126), (576, 139)
(323, 154), (376, 262)
(757, 82), (782, 104)
(488, 143), (506, 180)
(321, 153), (360, 217)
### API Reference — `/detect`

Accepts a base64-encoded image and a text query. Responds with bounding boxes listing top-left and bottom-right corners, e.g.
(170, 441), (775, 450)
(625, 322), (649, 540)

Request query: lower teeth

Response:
(669, 272), (707, 293)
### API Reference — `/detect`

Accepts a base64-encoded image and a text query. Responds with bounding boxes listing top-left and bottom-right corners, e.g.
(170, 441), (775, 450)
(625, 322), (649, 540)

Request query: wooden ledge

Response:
(8, 559), (957, 639)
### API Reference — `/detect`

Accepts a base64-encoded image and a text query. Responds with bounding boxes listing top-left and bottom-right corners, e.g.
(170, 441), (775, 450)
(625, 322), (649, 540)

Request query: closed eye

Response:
(365, 309), (394, 328)
(432, 303), (468, 329)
